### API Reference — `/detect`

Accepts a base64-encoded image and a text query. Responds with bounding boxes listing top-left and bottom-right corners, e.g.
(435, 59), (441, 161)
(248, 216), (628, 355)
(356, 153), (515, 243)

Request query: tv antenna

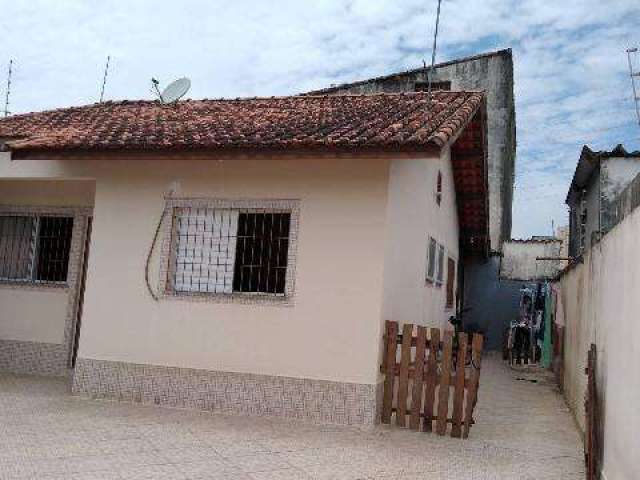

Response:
(99, 55), (111, 103)
(627, 47), (640, 127)
(4, 59), (13, 117)
(151, 77), (191, 104)
(426, 0), (443, 99)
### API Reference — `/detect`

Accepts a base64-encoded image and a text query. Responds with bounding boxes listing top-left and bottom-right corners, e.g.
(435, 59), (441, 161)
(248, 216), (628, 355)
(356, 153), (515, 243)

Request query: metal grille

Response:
(0, 215), (74, 283)
(171, 207), (291, 296)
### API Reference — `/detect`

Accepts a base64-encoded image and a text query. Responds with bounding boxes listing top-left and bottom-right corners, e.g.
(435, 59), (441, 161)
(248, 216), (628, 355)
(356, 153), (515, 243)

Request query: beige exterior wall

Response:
(381, 146), (459, 330)
(0, 154), (391, 384)
(0, 289), (68, 344)
(0, 179), (94, 349)
(558, 206), (640, 480)
(0, 149), (455, 386)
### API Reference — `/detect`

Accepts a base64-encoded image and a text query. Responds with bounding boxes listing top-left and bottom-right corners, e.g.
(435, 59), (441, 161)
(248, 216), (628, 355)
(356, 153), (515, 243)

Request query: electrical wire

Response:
(145, 207), (168, 301)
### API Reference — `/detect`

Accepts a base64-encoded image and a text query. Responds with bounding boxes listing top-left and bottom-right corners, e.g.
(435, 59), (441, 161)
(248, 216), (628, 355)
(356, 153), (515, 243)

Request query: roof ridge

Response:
(0, 90), (487, 121)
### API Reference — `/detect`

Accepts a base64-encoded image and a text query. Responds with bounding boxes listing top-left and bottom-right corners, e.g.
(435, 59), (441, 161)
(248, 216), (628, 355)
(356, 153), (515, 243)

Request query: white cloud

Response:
(1, 0), (639, 238)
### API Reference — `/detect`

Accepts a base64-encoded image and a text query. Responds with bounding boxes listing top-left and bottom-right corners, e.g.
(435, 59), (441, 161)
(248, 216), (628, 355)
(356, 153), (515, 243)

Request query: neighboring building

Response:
(566, 144), (640, 257)
(0, 91), (488, 424)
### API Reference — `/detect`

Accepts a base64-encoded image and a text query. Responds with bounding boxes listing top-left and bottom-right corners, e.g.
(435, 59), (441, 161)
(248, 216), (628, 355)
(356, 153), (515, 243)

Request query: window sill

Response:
(161, 290), (294, 307)
(0, 280), (69, 292)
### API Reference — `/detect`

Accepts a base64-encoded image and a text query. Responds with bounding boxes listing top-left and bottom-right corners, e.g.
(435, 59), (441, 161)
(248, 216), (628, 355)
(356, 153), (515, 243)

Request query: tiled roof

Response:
(0, 91), (484, 157)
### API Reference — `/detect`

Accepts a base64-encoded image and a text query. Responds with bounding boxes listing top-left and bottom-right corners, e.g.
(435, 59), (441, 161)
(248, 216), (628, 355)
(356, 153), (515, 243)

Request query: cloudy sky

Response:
(2, 0), (639, 238)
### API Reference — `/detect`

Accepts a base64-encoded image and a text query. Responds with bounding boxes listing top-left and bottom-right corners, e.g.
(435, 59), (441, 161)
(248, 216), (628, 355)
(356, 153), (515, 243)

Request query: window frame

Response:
(425, 236), (438, 284)
(160, 198), (300, 305)
(0, 212), (75, 286)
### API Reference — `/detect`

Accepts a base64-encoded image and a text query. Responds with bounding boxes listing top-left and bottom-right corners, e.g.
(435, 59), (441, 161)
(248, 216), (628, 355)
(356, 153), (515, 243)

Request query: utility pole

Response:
(4, 59), (13, 117)
(627, 48), (640, 127)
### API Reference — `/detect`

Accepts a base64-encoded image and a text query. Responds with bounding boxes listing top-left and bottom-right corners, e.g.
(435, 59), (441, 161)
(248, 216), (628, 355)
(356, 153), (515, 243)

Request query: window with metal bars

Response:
(414, 80), (452, 92)
(170, 207), (291, 296)
(0, 215), (74, 283)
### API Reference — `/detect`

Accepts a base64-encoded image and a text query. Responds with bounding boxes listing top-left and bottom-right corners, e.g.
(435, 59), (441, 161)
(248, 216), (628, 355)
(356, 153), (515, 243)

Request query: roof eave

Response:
(7, 142), (443, 161)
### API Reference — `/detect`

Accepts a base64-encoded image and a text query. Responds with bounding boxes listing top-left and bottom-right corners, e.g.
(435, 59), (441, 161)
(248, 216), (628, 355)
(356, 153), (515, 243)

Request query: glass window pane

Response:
(0, 216), (36, 281)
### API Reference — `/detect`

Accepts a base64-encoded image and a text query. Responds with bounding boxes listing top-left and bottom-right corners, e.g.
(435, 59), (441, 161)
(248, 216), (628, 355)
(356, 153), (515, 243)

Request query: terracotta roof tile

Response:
(0, 92), (484, 156)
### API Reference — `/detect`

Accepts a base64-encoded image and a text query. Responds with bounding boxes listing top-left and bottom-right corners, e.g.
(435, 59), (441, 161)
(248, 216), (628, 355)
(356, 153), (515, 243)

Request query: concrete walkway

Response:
(0, 355), (584, 479)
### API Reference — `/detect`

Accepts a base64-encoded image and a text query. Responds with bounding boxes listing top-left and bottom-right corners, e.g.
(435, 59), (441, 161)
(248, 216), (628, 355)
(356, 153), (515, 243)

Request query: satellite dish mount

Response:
(151, 77), (191, 104)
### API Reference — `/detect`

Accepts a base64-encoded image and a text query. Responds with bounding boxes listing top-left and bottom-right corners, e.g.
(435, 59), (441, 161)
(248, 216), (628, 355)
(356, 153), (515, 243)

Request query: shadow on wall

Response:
(463, 256), (535, 351)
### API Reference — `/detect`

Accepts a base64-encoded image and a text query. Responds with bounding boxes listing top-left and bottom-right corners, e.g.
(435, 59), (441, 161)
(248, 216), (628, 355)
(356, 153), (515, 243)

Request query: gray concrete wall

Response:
(313, 50), (516, 252)
(568, 154), (640, 256)
(601, 157), (640, 233)
(569, 168), (601, 256)
(500, 240), (563, 281)
(462, 256), (531, 351)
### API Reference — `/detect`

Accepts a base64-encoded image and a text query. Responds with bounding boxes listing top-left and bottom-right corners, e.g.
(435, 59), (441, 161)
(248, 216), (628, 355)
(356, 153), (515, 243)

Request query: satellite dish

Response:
(152, 77), (191, 103)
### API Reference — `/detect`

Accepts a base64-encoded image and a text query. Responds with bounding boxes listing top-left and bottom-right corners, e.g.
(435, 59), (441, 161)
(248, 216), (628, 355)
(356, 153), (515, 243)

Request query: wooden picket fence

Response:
(381, 320), (484, 438)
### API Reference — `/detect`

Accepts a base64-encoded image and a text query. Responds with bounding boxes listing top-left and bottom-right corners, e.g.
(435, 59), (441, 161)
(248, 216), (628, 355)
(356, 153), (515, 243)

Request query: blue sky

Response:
(2, 0), (639, 238)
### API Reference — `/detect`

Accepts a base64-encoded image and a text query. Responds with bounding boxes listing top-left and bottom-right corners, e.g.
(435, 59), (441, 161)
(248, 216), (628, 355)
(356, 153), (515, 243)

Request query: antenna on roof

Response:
(150, 77), (191, 104)
(627, 47), (640, 127)
(426, 0), (443, 100)
(3, 59), (13, 117)
(99, 55), (111, 103)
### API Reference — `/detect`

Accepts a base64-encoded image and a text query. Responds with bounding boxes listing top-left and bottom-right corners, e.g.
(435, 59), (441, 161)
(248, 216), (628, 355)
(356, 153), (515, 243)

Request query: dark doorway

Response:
(71, 217), (92, 368)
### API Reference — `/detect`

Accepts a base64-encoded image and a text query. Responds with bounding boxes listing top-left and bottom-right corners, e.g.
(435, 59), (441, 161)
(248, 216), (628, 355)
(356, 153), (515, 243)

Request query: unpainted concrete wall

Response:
(500, 240), (562, 281)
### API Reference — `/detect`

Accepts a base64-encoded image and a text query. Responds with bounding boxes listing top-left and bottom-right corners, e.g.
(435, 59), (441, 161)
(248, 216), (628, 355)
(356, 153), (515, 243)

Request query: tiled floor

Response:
(0, 355), (584, 479)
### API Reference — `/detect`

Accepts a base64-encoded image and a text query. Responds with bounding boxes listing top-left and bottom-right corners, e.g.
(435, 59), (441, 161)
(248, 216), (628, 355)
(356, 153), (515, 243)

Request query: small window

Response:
(446, 257), (456, 309)
(435, 244), (445, 285)
(414, 80), (451, 92)
(426, 237), (437, 283)
(436, 171), (442, 206)
(0, 215), (74, 283)
(170, 207), (292, 296)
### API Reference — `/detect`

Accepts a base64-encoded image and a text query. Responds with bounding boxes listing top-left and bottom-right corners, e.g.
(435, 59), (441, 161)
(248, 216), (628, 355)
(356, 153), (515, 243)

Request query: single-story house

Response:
(0, 91), (488, 425)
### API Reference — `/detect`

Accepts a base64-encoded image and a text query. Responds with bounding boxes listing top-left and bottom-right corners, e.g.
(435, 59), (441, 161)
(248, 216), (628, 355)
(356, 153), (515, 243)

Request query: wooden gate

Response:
(585, 343), (600, 480)
(380, 320), (484, 438)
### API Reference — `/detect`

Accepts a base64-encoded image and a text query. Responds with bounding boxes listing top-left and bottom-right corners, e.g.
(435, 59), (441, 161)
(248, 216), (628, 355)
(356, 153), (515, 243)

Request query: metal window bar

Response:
(171, 207), (291, 296)
(0, 215), (73, 283)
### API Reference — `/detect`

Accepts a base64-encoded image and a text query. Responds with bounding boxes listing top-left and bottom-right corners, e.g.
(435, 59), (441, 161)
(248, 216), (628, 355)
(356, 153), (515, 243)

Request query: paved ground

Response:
(0, 355), (584, 479)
